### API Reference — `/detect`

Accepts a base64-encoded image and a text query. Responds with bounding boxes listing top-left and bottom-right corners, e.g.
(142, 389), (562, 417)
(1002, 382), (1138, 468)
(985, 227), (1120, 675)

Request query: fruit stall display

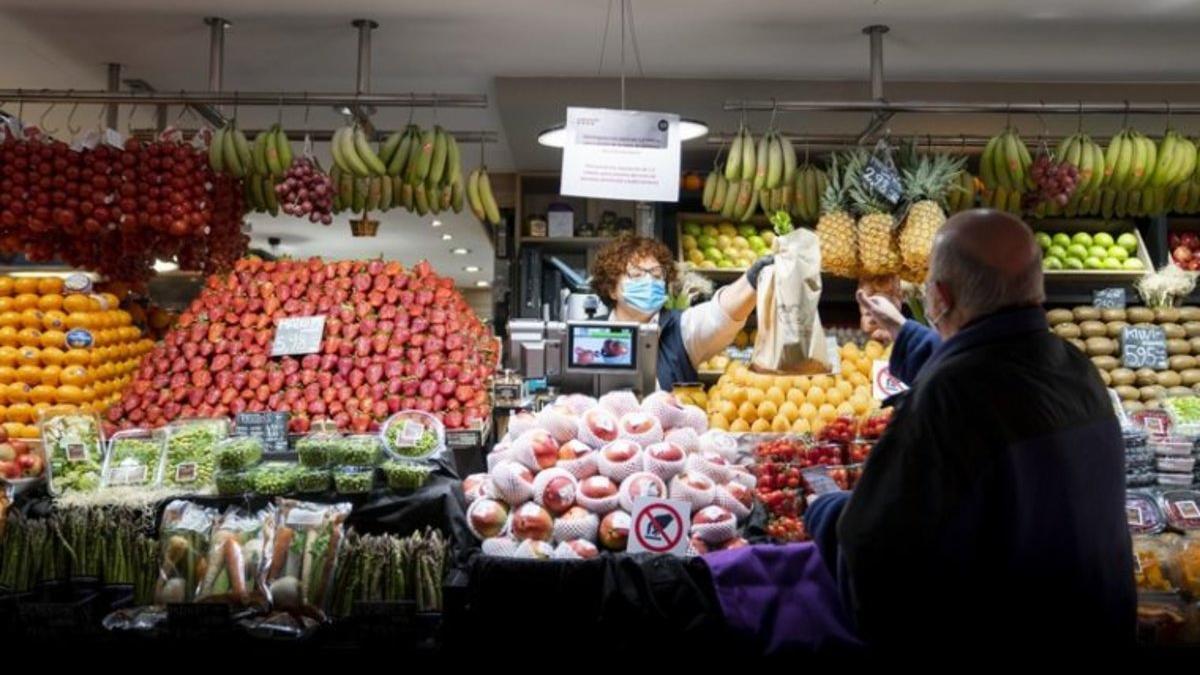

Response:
(111, 256), (494, 433)
(1035, 225), (1148, 274)
(0, 276), (153, 438)
(1125, 486), (1200, 646)
(465, 391), (754, 559)
(679, 219), (778, 271)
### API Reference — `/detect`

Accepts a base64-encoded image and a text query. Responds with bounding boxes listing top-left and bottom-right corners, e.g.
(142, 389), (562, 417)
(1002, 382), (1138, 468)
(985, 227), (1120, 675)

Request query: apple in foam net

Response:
(560, 505), (592, 521)
(580, 475), (619, 499)
(518, 429), (560, 470)
(678, 472), (714, 492)
(541, 474), (578, 515)
(598, 511), (632, 550)
(580, 407), (619, 444)
(511, 502), (554, 541)
(558, 439), (592, 461)
(621, 412), (658, 435)
(694, 505), (734, 526)
(560, 539), (600, 560)
(646, 442), (685, 462)
(602, 439), (640, 463)
(722, 481), (753, 509)
(469, 499), (510, 539)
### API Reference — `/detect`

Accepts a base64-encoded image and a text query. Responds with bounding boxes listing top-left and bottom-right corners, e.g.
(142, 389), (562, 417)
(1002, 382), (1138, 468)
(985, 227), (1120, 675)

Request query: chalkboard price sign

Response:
(1121, 325), (1168, 370)
(271, 315), (326, 357)
(235, 411), (290, 454)
(1093, 288), (1126, 309)
(862, 156), (903, 206)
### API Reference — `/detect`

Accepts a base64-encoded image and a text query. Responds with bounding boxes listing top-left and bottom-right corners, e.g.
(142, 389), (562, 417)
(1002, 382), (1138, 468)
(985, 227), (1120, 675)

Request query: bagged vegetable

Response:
(101, 428), (164, 488)
(158, 418), (228, 489)
(265, 499), (351, 617)
(196, 505), (275, 607)
(155, 500), (218, 604)
(42, 410), (104, 494)
(213, 435), (264, 472)
(750, 226), (829, 374)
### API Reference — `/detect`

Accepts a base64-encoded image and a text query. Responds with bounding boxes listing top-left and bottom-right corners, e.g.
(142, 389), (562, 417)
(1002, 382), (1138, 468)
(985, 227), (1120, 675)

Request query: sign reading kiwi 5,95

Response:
(1122, 325), (1168, 370)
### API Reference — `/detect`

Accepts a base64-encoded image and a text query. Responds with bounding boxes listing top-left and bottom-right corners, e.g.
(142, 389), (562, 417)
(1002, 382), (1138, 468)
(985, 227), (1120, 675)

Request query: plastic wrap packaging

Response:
(265, 499), (351, 618)
(467, 498), (511, 540)
(331, 435), (384, 468)
(158, 418), (229, 490)
(642, 442), (687, 481)
(196, 506), (275, 607)
(698, 429), (739, 462)
(598, 510), (632, 551)
(670, 473), (717, 512)
(481, 536), (519, 558)
(462, 473), (495, 505)
(577, 406), (621, 449)
(381, 410), (446, 461)
(596, 441), (644, 483)
(513, 539), (556, 560)
(576, 476), (620, 514)
(295, 468), (332, 494)
(557, 452), (599, 481)
(1158, 457), (1197, 473)
(381, 461), (432, 491)
(617, 412), (665, 446)
(1153, 436), (1195, 457)
(691, 505), (738, 545)
(253, 462), (301, 496)
(553, 510), (599, 543)
(532, 467), (579, 515)
(1173, 533), (1200, 597)
(155, 500), (219, 604)
(1135, 534), (1180, 593)
(1158, 473), (1195, 487)
(333, 466), (375, 494)
(491, 460), (535, 505)
(686, 452), (733, 484)
(554, 539), (600, 560)
(295, 431), (339, 469)
(618, 472), (668, 513)
(598, 390), (641, 418)
(1127, 491), (1167, 535)
(101, 428), (164, 489)
(664, 427), (701, 455)
(1136, 593), (1193, 647)
(1160, 490), (1200, 531)
(716, 483), (754, 522)
(558, 393), (598, 416)
(239, 611), (321, 641)
(486, 444), (517, 473)
(215, 470), (253, 496)
(42, 411), (104, 494)
(213, 436), (264, 473)
(750, 227), (828, 374)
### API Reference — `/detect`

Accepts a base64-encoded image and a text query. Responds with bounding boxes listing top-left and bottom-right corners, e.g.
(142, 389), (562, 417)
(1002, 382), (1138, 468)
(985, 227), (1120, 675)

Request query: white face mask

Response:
(924, 281), (951, 334)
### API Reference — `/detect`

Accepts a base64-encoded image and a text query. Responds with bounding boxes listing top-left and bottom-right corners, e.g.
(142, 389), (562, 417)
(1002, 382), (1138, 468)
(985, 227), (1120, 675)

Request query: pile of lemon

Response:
(705, 340), (890, 434)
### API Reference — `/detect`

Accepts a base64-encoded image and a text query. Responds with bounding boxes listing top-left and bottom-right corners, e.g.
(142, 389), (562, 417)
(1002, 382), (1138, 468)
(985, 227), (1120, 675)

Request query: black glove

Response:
(746, 255), (775, 290)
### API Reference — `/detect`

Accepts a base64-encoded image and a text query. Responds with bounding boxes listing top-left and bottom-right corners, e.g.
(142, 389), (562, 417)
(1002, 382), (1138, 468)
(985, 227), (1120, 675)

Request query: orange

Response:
(39, 346), (64, 367)
(15, 364), (40, 385)
(55, 385), (83, 405)
(39, 364), (60, 386)
(81, 387), (96, 403)
(29, 385), (55, 405)
(6, 402), (32, 423)
(41, 310), (66, 331)
(13, 293), (39, 311)
(0, 366), (14, 385)
(15, 347), (39, 368)
(6, 383), (30, 403)
(19, 309), (42, 330)
(114, 310), (132, 327)
(17, 328), (41, 347)
(0, 298), (13, 314)
(12, 278), (37, 296)
(90, 312), (108, 330)
(36, 294), (62, 312)
(99, 292), (119, 309)
(39, 330), (65, 349)
(0, 278), (13, 297)
(63, 294), (95, 313)
(63, 350), (91, 368)
(36, 277), (63, 295)
(65, 312), (91, 330)
(0, 347), (16, 368)
(0, 312), (20, 330)
(89, 349), (108, 366)
(60, 365), (89, 387)
(31, 403), (53, 421)
(0, 327), (18, 349)
(19, 424), (37, 438)
(1, 423), (20, 438)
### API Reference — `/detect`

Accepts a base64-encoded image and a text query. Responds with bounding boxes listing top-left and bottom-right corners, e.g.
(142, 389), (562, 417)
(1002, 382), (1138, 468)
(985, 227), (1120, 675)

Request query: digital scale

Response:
(506, 319), (660, 397)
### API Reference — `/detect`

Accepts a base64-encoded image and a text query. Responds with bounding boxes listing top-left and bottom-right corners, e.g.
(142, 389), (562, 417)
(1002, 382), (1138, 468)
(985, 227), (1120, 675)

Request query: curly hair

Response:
(591, 234), (677, 308)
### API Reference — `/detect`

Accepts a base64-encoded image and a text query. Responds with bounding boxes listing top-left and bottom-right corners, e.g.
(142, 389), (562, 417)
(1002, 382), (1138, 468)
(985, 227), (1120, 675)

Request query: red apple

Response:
(645, 442), (684, 462)
(579, 407), (619, 444)
(620, 412), (657, 434)
(558, 439), (592, 461)
(540, 473), (578, 515)
(598, 510), (632, 551)
(516, 429), (560, 470)
(559, 505), (592, 521)
(619, 472), (667, 512)
(580, 475), (619, 499)
(510, 503), (554, 542)
(722, 482), (753, 509)
(679, 472), (715, 492)
(601, 440), (640, 463)
(694, 505), (734, 526)
(557, 539), (600, 560)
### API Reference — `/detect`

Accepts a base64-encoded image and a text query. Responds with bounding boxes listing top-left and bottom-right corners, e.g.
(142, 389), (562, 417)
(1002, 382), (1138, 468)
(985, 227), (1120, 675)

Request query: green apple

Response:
(1043, 256), (1064, 270)
(698, 235), (718, 249)
(732, 236), (749, 250)
(1084, 256), (1104, 269)
(699, 260), (717, 269)
(1108, 246), (1129, 261)
(1123, 258), (1146, 270)
(1067, 244), (1089, 260)
(738, 224), (757, 238)
(748, 235), (766, 250)
(1117, 232), (1139, 253)
(1047, 245), (1068, 260)
(1052, 233), (1072, 248)
(1093, 232), (1115, 248)
(688, 249), (705, 265)
(703, 247), (724, 262)
(1088, 245), (1110, 259)
(1103, 257), (1123, 270)
(702, 225), (719, 238)
(761, 231), (777, 247)
(681, 234), (698, 251)
(717, 234), (733, 249)
(1065, 257), (1085, 270)
(1072, 232), (1094, 247)
(683, 222), (702, 237)
(716, 258), (736, 269)
(1036, 232), (1053, 250)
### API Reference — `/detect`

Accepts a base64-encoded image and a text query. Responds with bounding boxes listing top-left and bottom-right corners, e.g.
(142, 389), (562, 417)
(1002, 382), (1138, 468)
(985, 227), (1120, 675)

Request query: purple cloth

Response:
(702, 543), (862, 654)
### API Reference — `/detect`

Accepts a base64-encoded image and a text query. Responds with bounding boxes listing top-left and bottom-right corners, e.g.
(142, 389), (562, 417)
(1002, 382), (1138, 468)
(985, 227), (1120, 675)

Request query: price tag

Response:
(862, 156), (903, 206)
(65, 328), (93, 349)
(63, 273), (92, 294)
(1178, 500), (1200, 520)
(801, 466), (842, 496)
(271, 315), (326, 357)
(1127, 506), (1145, 528)
(174, 462), (197, 484)
(105, 464), (147, 486)
(1093, 288), (1126, 309)
(235, 412), (290, 455)
(396, 420), (423, 447)
(1121, 326), (1168, 370)
(287, 508), (324, 527)
(65, 443), (88, 463)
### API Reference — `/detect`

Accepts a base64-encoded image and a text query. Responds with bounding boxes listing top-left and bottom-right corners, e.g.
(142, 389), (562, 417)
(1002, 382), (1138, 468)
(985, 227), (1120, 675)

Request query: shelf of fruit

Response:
(678, 217), (776, 272)
(0, 276), (153, 438)
(1033, 221), (1150, 279)
(111, 257), (494, 434)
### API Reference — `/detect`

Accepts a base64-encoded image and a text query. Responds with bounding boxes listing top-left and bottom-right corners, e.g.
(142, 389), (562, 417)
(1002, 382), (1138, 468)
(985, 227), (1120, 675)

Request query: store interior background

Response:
(2, 0), (1199, 322)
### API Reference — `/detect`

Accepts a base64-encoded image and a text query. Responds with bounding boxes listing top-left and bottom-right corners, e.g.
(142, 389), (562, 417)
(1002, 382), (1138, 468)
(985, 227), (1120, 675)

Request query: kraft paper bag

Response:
(751, 227), (829, 374)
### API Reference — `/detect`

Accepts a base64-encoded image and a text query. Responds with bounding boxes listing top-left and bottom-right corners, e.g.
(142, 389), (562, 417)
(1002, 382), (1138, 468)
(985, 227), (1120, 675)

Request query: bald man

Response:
(806, 210), (1135, 652)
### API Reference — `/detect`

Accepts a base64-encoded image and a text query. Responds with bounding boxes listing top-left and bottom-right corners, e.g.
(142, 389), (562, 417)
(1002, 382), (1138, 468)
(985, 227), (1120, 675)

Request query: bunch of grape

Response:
(1027, 154), (1080, 208)
(276, 158), (334, 225)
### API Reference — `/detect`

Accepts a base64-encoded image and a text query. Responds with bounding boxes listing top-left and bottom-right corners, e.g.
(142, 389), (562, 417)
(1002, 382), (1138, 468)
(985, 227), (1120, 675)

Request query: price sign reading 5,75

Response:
(1121, 325), (1168, 370)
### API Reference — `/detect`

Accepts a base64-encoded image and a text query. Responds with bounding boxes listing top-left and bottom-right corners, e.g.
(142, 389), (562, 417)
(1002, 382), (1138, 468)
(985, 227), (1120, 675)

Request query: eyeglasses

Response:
(625, 264), (665, 280)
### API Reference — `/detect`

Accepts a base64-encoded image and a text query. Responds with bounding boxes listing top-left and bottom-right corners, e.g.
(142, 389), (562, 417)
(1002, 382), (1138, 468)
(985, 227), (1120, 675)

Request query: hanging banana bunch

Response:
(330, 123), (467, 218)
(978, 127), (1032, 215)
(944, 170), (977, 214)
(790, 164), (827, 224)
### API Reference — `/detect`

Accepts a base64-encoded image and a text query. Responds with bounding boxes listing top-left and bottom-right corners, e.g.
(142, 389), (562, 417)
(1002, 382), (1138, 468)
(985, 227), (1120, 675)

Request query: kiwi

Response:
(1184, 322), (1200, 338)
(1162, 323), (1187, 339)
(1085, 337), (1116, 356)
(1069, 338), (1087, 352)
(1127, 307), (1155, 323)
(1193, 382), (1200, 395)
(1181, 307), (1200, 322)
(1080, 320), (1107, 338)
(1191, 337), (1200, 354)
(1124, 400), (1146, 414)
(1046, 309), (1075, 326)
(1145, 399), (1164, 410)
(1168, 338), (1191, 355)
(1072, 306), (1101, 322)
(1091, 355), (1119, 371)
(1106, 321), (1129, 338)
(1182, 369), (1200, 386)
(1111, 368), (1137, 386)
(1100, 308), (1127, 322)
(1157, 370), (1183, 387)
(1155, 307), (1182, 323)
(1115, 385), (1141, 401)
(1099, 370), (1112, 386)
(1136, 368), (1160, 386)
(1170, 355), (1198, 371)
(1132, 322), (1156, 330)
(1054, 323), (1082, 339)
(1140, 385), (1167, 402)
(1168, 386), (1194, 398)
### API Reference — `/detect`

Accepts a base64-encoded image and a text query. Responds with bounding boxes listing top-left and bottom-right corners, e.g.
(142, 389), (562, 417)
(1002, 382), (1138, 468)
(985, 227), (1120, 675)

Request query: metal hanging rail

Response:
(128, 128), (500, 144)
(705, 131), (1068, 153)
(724, 99), (1200, 115)
(0, 90), (486, 109)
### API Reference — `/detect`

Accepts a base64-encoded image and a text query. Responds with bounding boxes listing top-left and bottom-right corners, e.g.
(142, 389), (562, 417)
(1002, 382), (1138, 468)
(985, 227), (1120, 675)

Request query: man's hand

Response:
(857, 289), (905, 342)
(746, 255), (774, 290)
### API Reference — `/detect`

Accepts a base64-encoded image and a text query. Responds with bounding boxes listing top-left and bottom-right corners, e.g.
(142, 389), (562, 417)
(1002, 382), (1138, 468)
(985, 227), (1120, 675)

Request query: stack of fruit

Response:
(0, 277), (152, 438)
(1169, 232), (1200, 272)
(695, 329), (755, 374)
(705, 342), (886, 435)
(1036, 229), (1144, 272)
(465, 391), (754, 559)
(0, 424), (42, 481)
(112, 257), (493, 433)
(1048, 305), (1200, 414)
(701, 127), (799, 223)
(679, 220), (776, 271)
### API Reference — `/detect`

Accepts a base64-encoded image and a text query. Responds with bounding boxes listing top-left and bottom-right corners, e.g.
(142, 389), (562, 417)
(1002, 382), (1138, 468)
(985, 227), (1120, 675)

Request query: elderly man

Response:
(806, 210), (1134, 651)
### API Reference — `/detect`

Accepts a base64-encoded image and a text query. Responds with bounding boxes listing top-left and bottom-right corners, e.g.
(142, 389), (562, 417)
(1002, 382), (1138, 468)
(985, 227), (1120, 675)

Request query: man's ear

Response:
(934, 281), (953, 313)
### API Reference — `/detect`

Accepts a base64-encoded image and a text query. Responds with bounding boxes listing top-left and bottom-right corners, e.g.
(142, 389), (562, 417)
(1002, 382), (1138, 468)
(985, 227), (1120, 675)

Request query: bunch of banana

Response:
(1170, 165), (1200, 215)
(1043, 132), (1106, 218)
(944, 170), (977, 214)
(208, 123), (253, 179)
(329, 124), (466, 218)
(979, 128), (1031, 214)
(1095, 128), (1166, 218)
(790, 165), (827, 223)
(466, 166), (502, 226)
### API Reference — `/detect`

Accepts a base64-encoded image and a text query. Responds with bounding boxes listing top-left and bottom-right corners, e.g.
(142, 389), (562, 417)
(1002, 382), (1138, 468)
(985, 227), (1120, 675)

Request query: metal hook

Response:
(67, 100), (82, 136)
(17, 90), (24, 123)
(1165, 99), (1173, 132)
(232, 91), (239, 123)
(303, 92), (311, 130)
(1077, 100), (1084, 133)
(277, 95), (284, 126)
(1123, 100), (1130, 128)
(39, 100), (58, 135)
(768, 98), (778, 132)
(1005, 102), (1012, 129)
(1034, 100), (1049, 143)
(128, 99), (142, 134)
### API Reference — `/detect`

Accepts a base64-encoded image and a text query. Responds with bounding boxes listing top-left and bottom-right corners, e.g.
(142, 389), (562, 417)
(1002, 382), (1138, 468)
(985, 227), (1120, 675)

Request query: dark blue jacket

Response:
(822, 306), (1135, 651)
(889, 319), (941, 385)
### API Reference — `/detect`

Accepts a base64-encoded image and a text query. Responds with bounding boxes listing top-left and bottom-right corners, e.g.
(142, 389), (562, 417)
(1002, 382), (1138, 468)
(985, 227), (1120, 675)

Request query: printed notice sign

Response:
(560, 107), (682, 202)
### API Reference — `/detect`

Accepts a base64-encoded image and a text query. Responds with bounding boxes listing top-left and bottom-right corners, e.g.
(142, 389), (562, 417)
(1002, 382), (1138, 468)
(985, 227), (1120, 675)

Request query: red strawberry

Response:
(268, 370), (285, 391)
(300, 369), (317, 385)
(366, 364), (383, 385)
(285, 373), (301, 388)
(317, 371), (333, 389)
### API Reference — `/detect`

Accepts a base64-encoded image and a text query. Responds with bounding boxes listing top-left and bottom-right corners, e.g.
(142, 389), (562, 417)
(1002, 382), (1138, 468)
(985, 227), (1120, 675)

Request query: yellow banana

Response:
(753, 132), (770, 191)
(711, 175), (728, 213)
(466, 168), (485, 220)
(980, 134), (999, 188)
(702, 170), (717, 211)
(1151, 132), (1176, 188)
(1113, 132), (1134, 191)
(780, 134), (797, 186)
(766, 133), (783, 189)
(741, 183), (759, 222)
(741, 129), (756, 182)
(480, 169), (501, 226)
(1137, 133), (1156, 190)
(724, 130), (743, 182)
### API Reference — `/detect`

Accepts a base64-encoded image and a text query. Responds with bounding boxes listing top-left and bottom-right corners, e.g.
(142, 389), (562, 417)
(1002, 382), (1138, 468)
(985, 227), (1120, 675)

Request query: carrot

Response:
(268, 527), (293, 579)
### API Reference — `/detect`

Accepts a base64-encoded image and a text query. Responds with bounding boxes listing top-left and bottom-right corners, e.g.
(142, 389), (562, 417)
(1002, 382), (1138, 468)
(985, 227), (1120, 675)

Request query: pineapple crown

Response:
(901, 153), (967, 208)
(819, 153), (850, 216)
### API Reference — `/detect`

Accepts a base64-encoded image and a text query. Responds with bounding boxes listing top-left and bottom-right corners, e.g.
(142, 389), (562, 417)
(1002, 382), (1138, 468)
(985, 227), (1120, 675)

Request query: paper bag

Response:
(751, 227), (829, 374)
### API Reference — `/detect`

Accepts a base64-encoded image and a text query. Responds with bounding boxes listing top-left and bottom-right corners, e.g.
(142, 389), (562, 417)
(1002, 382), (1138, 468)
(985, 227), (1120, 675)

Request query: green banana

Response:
(264, 126), (284, 176)
(1151, 132), (1176, 188)
(758, 188), (772, 215)
(721, 181), (740, 219)
(340, 127), (372, 178)
(980, 135), (998, 188)
(1113, 132), (1134, 191)
(380, 174), (394, 211)
(725, 130), (743, 182)
(276, 127), (293, 171)
(781, 185), (794, 215)
(388, 127), (414, 177)
(351, 177), (367, 213)
(249, 174), (266, 211)
(451, 180), (464, 213)
(711, 175), (728, 213)
(252, 130), (271, 175)
(1136, 133), (1156, 190)
(480, 169), (501, 225)
(379, 131), (404, 168)
(263, 177), (279, 216)
(740, 183), (759, 222)
(995, 133), (1013, 189)
(339, 170), (354, 207)
(409, 128), (435, 185)
(466, 168), (485, 220)
(231, 127), (253, 175)
(427, 126), (448, 187)
(365, 176), (381, 211)
(208, 127), (225, 174)
(353, 126), (388, 176)
(330, 127), (351, 175)
(702, 170), (717, 211)
(440, 184), (452, 211)
(401, 182), (415, 212)
(781, 135), (797, 186)
(752, 132), (770, 191)
(740, 129), (755, 182)
(446, 133), (462, 186)
(222, 126), (244, 178)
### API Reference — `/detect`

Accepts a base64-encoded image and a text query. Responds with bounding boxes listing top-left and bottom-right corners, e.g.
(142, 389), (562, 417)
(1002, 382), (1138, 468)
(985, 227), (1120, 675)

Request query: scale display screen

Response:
(567, 323), (638, 370)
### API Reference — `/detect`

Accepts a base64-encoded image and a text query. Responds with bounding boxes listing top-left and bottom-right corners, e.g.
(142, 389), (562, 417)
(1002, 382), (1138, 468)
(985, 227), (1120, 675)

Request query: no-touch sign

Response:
(627, 497), (691, 556)
(872, 360), (908, 400)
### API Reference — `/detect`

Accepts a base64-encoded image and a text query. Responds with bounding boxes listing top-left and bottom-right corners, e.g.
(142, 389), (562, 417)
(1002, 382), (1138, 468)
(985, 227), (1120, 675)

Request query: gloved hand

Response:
(746, 255), (775, 290)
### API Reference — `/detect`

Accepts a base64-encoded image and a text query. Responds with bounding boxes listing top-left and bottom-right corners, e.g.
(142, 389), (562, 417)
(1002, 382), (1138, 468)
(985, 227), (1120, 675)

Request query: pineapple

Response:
(815, 153), (858, 278)
(845, 151), (902, 278)
(897, 153), (966, 282)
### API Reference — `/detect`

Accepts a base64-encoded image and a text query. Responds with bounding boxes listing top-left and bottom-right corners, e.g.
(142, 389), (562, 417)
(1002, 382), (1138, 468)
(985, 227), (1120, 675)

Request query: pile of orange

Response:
(0, 276), (153, 437)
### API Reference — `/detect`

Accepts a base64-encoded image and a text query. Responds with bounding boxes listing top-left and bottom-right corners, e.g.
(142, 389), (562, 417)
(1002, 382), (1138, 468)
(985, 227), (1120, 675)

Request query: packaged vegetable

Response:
(1127, 491), (1167, 535)
(1136, 593), (1192, 646)
(1173, 533), (1200, 597)
(251, 462), (300, 496)
(101, 428), (164, 489)
(158, 418), (228, 489)
(381, 461), (432, 490)
(265, 499), (351, 617)
(196, 506), (275, 606)
(215, 471), (253, 496)
(295, 468), (331, 493)
(1152, 436), (1194, 457)
(1134, 534), (1179, 592)
(1158, 473), (1194, 487)
(1160, 490), (1200, 530)
(333, 466), (375, 494)
(155, 500), (219, 604)
(381, 410), (445, 461)
(331, 435), (383, 467)
(213, 436), (264, 472)
(1163, 396), (1200, 433)
(1132, 409), (1174, 437)
(296, 432), (339, 468)
(42, 410), (104, 494)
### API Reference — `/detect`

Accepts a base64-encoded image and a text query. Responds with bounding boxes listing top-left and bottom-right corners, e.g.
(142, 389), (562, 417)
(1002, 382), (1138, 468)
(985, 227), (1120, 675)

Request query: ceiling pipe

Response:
(204, 17), (230, 94)
(857, 24), (892, 143)
(0, 89), (487, 108)
(105, 63), (121, 129)
(724, 99), (1200, 115)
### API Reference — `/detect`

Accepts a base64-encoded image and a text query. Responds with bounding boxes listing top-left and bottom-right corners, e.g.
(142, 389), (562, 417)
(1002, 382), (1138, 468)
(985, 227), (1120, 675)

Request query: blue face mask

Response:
(621, 277), (667, 314)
